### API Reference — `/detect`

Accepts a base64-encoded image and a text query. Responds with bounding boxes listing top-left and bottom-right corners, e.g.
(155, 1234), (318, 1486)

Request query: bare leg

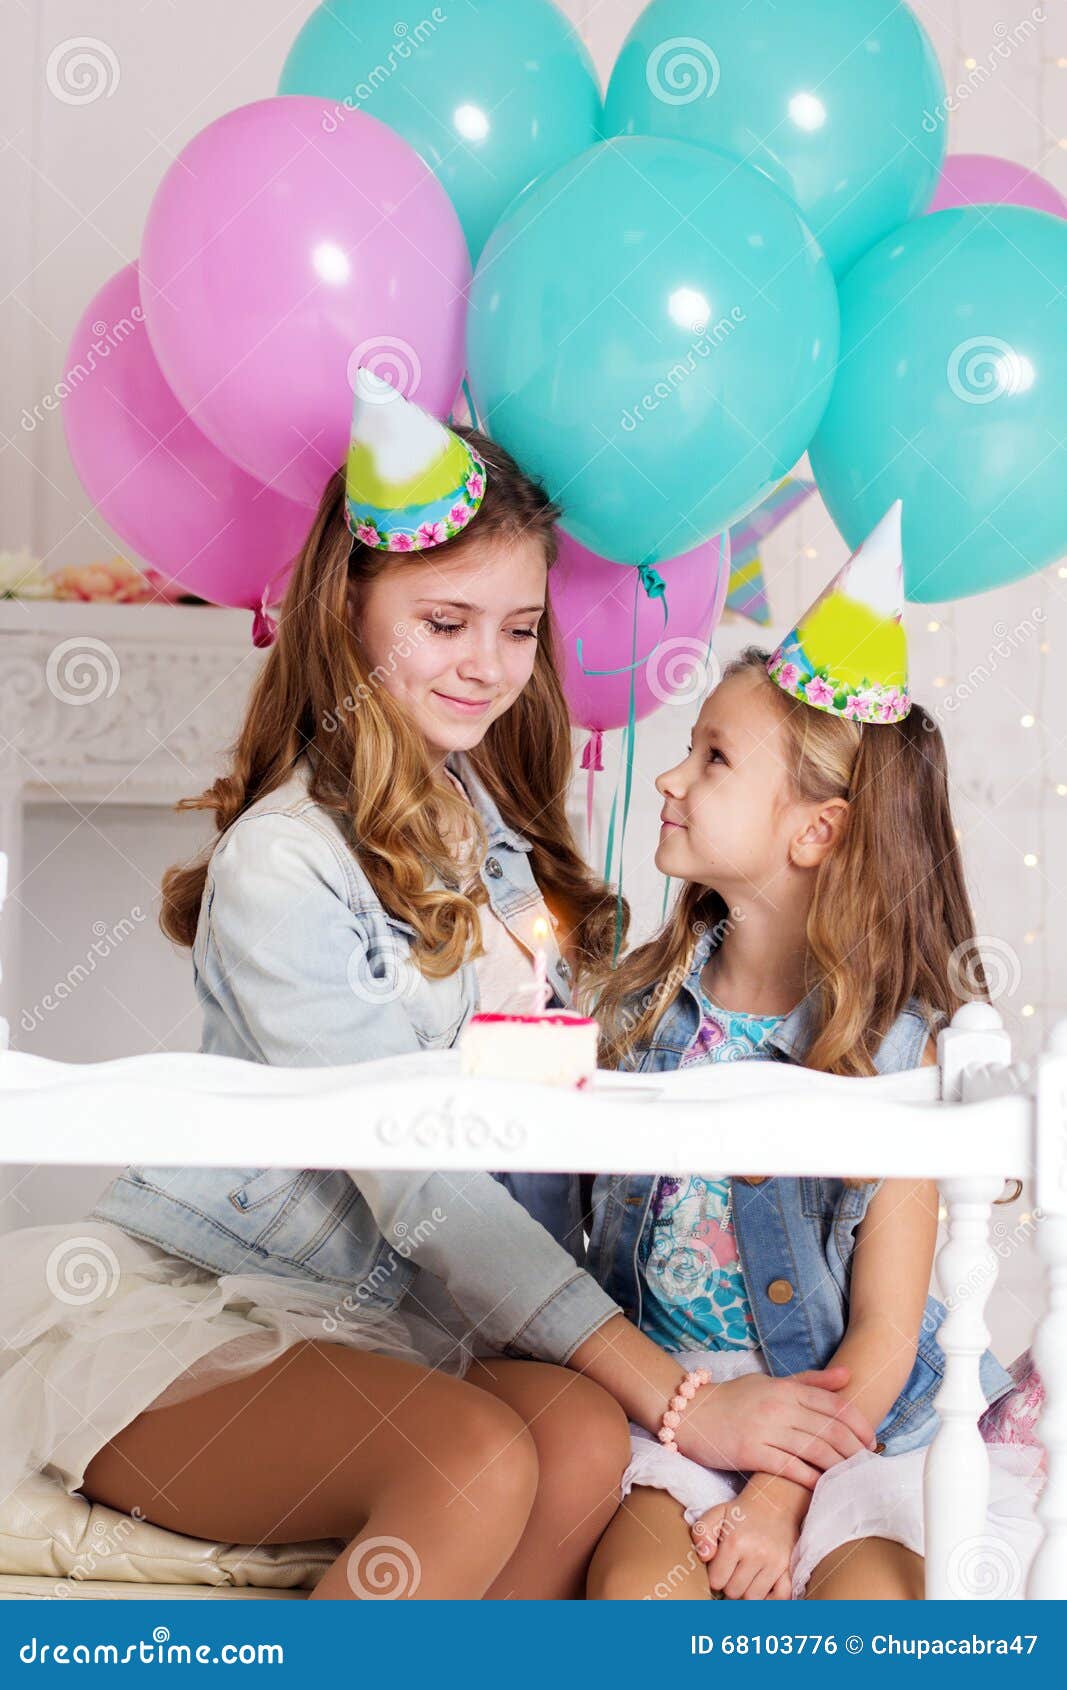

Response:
(465, 1356), (631, 1599)
(586, 1485), (712, 1601)
(804, 1537), (925, 1600)
(82, 1339), (538, 1599)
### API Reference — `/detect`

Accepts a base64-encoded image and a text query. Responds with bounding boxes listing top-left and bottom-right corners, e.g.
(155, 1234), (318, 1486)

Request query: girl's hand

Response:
(691, 1475), (808, 1600)
(677, 1365), (877, 1488)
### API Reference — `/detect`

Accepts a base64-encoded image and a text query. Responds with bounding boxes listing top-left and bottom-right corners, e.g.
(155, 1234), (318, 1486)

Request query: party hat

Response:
(765, 501), (910, 723)
(345, 367), (487, 552)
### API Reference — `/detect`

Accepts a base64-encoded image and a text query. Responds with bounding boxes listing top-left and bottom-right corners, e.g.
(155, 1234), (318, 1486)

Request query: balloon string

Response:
(576, 562), (669, 676)
(461, 376), (481, 431)
(652, 530), (729, 922)
(612, 574), (642, 962)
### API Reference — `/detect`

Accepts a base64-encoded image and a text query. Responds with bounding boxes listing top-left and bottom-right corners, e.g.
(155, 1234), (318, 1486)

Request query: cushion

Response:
(0, 1472), (345, 1591)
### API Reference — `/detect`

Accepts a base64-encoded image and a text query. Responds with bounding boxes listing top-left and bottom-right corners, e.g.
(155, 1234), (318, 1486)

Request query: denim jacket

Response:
(90, 750), (620, 1366)
(504, 924), (1015, 1455)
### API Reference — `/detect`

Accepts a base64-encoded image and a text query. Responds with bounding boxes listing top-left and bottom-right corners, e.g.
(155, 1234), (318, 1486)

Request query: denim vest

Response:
(503, 919), (1021, 1460)
(506, 925), (1015, 1455)
(90, 751), (620, 1366)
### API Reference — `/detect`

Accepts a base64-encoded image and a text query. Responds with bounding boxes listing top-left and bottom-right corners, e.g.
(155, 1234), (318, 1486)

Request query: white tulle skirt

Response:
(621, 1347), (1046, 1600)
(0, 1220), (472, 1502)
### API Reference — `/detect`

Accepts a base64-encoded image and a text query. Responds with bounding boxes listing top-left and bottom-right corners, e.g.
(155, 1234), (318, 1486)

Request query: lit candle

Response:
(529, 915), (551, 1015)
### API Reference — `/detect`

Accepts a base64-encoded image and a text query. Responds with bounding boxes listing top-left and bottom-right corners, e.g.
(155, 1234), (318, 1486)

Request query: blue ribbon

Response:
(605, 531), (732, 959)
(447, 375), (482, 432)
(576, 562), (670, 678)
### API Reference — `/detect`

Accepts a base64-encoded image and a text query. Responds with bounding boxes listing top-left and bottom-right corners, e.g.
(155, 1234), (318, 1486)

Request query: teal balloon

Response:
(604, 0), (946, 278)
(468, 138), (839, 566)
(809, 208), (1067, 602)
(279, 0), (602, 264)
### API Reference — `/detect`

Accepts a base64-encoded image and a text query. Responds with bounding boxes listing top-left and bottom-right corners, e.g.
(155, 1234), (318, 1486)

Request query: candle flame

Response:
(532, 916), (550, 942)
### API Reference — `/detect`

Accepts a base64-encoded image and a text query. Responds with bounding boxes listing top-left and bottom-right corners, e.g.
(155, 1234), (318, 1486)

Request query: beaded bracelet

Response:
(657, 1365), (713, 1451)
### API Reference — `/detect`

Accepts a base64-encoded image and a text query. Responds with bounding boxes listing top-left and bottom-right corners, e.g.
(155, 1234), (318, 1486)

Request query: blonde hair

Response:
(161, 426), (627, 986)
(578, 646), (986, 1078)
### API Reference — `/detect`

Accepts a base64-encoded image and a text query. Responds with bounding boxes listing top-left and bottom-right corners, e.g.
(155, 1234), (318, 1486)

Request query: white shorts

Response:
(622, 1348), (1045, 1600)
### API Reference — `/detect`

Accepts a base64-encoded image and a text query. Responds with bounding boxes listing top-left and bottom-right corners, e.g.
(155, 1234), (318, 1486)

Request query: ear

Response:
(789, 796), (850, 870)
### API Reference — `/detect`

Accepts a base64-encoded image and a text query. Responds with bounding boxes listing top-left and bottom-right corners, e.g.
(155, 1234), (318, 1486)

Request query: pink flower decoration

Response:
(450, 503), (472, 527)
(388, 532), (415, 551)
(51, 556), (162, 604)
(416, 521), (447, 547)
(465, 472), (485, 499)
(355, 524), (380, 546)
(805, 675), (835, 708)
(776, 661), (800, 690)
(843, 695), (866, 720)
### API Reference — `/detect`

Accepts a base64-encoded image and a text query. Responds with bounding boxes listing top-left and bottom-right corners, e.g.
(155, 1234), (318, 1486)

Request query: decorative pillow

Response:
(0, 1472), (344, 1592)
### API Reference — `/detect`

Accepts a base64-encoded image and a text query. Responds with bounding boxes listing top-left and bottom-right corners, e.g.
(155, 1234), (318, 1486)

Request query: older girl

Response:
(0, 372), (872, 1600)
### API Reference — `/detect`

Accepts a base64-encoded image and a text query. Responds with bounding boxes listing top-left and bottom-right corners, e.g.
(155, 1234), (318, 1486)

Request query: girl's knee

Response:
(440, 1387), (541, 1522)
(522, 1368), (631, 1506)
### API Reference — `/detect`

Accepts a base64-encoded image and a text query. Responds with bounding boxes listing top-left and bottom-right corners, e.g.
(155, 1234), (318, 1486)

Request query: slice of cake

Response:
(459, 1010), (599, 1089)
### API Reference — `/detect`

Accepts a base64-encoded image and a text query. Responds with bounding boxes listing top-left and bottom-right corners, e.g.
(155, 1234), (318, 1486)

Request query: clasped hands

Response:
(672, 1363), (876, 1602)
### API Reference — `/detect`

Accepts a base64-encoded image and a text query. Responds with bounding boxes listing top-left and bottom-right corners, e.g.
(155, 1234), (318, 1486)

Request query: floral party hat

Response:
(345, 367), (487, 552)
(766, 501), (910, 723)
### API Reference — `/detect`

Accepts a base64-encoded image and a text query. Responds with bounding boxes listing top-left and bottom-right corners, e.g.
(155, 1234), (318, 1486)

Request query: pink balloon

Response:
(140, 97), (471, 508)
(550, 530), (729, 731)
(61, 263), (311, 610)
(927, 153), (1067, 219)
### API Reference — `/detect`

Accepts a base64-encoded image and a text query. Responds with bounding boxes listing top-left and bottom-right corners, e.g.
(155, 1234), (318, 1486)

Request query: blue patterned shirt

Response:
(638, 992), (784, 1351)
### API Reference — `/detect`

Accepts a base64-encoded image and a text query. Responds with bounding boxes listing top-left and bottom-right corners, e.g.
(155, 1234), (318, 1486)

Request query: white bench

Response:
(0, 851), (1063, 1600)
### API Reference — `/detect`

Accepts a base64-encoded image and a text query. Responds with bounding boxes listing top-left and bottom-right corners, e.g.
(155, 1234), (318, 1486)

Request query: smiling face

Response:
(654, 666), (811, 898)
(352, 533), (549, 758)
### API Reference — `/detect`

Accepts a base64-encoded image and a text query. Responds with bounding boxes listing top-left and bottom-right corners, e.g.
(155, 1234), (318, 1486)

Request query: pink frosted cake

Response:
(459, 1010), (599, 1089)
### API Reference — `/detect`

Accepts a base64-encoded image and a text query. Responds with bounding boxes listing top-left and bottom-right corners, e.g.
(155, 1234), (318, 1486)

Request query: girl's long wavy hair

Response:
(160, 425), (628, 983)
(578, 647), (987, 1079)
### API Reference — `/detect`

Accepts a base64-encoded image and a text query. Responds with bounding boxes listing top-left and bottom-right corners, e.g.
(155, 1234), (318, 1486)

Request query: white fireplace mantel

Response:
(0, 600), (265, 1030)
(0, 600), (266, 806)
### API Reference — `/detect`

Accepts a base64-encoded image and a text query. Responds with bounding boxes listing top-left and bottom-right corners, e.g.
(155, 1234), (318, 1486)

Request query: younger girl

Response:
(578, 505), (1045, 1602)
